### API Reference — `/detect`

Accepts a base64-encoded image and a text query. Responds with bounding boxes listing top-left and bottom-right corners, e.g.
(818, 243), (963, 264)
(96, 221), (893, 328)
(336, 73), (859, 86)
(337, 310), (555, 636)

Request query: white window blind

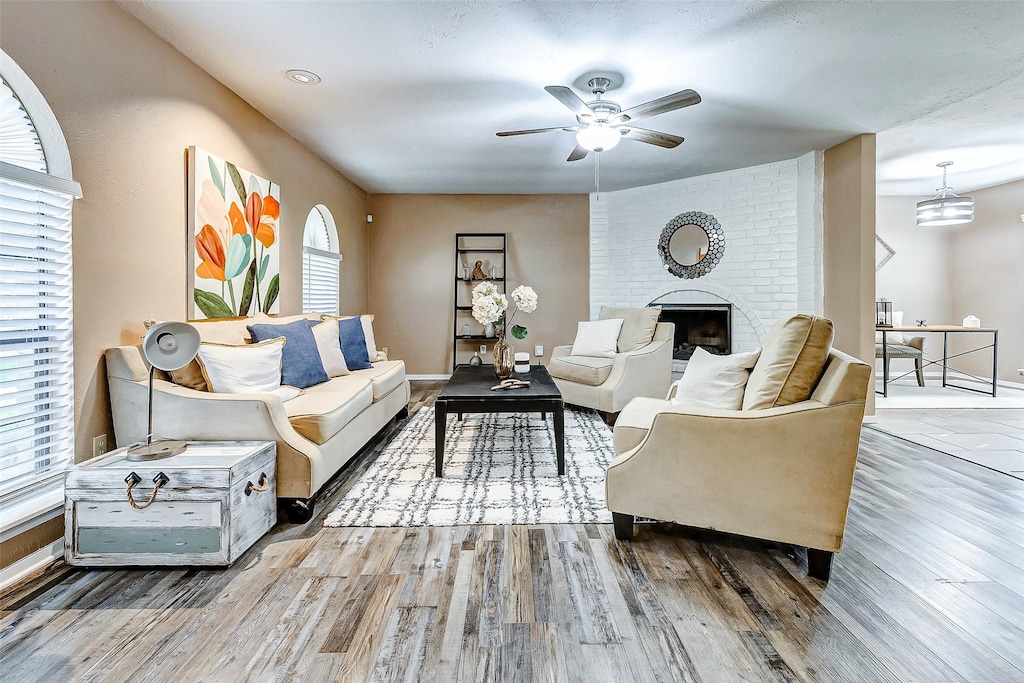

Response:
(1, 76), (78, 510)
(301, 206), (341, 316)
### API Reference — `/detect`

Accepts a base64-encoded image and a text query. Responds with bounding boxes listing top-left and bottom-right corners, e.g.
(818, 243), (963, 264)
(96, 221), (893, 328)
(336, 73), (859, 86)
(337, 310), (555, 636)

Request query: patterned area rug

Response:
(323, 407), (614, 527)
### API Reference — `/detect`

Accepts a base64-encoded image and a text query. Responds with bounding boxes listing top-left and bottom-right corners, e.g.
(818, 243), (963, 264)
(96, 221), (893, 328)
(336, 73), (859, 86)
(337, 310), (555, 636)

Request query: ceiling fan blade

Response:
(567, 145), (589, 162)
(545, 85), (592, 118)
(617, 89), (701, 123)
(620, 127), (685, 148)
(496, 126), (577, 137)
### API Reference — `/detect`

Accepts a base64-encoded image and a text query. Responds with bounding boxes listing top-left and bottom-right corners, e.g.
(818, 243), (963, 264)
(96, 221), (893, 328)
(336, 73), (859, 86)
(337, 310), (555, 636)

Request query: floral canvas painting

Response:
(187, 146), (281, 319)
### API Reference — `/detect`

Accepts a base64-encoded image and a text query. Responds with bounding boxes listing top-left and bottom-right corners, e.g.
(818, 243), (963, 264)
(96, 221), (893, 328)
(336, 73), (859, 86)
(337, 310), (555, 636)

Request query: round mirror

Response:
(657, 211), (725, 279)
(668, 224), (710, 266)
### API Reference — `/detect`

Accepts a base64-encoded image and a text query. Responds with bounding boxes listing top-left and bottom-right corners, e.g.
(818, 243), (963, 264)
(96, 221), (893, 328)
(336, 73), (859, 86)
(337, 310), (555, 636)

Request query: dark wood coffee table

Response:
(435, 364), (564, 477)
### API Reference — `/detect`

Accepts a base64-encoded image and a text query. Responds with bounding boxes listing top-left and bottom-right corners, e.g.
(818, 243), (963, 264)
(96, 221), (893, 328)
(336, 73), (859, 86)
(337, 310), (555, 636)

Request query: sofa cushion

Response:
(348, 360), (407, 402)
(247, 319), (330, 389)
(570, 319), (623, 359)
(599, 306), (661, 352)
(742, 314), (834, 410)
(323, 314), (378, 362)
(284, 377), (374, 444)
(195, 338), (284, 394)
(671, 347), (761, 410)
(338, 317), (373, 370)
(169, 360), (209, 392)
(548, 355), (614, 387)
(310, 318), (350, 377)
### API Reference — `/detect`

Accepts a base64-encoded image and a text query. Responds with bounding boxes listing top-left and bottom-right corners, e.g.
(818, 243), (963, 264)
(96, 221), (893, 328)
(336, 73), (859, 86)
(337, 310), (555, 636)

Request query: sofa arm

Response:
(108, 376), (322, 499)
(601, 335), (674, 411)
(551, 344), (573, 361)
(606, 399), (865, 552)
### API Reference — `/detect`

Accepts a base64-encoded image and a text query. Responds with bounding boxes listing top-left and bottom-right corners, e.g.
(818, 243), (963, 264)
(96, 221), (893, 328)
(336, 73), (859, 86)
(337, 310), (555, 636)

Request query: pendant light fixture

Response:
(916, 161), (974, 226)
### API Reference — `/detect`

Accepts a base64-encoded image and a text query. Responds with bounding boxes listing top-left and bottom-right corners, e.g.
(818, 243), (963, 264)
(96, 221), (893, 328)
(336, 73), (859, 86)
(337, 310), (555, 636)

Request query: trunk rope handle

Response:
(125, 472), (169, 510)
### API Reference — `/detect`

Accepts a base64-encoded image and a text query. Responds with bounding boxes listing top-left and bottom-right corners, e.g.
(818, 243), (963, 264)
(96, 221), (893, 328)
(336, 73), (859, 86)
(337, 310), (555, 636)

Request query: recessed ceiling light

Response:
(286, 69), (321, 85)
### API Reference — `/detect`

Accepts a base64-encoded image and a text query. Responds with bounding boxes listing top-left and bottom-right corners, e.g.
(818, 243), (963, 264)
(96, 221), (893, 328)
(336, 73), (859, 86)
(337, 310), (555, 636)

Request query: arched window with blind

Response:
(1, 51), (82, 521)
(301, 205), (342, 315)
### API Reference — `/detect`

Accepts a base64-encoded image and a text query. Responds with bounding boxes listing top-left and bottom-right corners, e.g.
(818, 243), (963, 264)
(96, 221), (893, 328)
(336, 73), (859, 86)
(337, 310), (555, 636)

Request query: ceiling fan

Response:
(496, 76), (701, 162)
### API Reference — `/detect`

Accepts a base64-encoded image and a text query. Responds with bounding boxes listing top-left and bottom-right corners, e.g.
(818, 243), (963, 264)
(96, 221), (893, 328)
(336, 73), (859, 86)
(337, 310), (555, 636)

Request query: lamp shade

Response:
(576, 124), (621, 152)
(917, 161), (974, 227)
(142, 322), (200, 371)
(916, 195), (975, 226)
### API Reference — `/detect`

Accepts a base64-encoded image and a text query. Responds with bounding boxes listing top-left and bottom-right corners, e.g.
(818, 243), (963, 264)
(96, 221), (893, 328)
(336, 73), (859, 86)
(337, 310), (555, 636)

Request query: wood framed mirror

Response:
(657, 211), (725, 279)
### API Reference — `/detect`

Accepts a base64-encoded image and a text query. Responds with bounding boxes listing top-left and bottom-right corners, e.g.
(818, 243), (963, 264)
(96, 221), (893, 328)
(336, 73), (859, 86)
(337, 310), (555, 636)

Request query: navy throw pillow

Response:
(338, 317), (372, 370)
(247, 319), (330, 389)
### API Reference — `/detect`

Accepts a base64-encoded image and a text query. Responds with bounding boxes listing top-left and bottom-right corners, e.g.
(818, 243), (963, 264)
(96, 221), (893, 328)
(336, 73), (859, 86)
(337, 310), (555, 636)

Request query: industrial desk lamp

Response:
(127, 321), (201, 461)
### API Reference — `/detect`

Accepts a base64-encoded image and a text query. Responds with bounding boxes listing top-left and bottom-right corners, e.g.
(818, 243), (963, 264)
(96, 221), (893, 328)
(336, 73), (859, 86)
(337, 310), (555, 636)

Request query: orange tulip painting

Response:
(188, 147), (281, 319)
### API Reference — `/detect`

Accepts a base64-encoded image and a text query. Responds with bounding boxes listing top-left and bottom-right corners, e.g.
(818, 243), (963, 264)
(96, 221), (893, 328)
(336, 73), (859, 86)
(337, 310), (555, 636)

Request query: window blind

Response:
(302, 247), (341, 316)
(301, 206), (341, 316)
(0, 176), (75, 503)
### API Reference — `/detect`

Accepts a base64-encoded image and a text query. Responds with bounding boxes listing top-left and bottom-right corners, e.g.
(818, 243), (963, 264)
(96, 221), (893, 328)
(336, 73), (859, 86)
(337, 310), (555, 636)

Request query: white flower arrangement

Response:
(471, 281), (538, 339)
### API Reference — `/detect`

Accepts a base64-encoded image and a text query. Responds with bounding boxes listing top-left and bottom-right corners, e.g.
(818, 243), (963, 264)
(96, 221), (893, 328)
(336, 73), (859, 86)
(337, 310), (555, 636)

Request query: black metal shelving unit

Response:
(453, 233), (506, 372)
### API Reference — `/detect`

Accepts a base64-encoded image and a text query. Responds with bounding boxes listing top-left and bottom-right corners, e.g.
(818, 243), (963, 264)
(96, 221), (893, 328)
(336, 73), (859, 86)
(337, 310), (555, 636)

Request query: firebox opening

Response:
(650, 303), (732, 361)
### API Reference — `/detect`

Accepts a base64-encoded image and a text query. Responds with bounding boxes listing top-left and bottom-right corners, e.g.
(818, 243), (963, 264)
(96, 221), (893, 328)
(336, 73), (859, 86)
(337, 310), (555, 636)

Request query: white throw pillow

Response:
(196, 338), (285, 394)
(875, 310), (905, 344)
(671, 346), (762, 410)
(570, 319), (624, 359)
(310, 318), (350, 377)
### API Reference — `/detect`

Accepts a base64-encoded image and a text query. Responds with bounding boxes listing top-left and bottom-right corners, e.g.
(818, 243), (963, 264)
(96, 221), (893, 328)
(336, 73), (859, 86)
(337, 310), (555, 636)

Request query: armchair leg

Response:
(612, 513), (634, 541)
(807, 548), (834, 581)
(915, 358), (925, 387)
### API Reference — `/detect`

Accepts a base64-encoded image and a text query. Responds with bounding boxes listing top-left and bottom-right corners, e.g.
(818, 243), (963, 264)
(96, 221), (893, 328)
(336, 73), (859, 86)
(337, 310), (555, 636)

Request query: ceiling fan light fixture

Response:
(576, 124), (621, 152)
(917, 161), (974, 226)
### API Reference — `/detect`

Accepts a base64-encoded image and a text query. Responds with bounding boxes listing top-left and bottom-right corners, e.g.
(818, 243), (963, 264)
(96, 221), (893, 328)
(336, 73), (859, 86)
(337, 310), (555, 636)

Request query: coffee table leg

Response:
(435, 400), (447, 477)
(554, 402), (565, 475)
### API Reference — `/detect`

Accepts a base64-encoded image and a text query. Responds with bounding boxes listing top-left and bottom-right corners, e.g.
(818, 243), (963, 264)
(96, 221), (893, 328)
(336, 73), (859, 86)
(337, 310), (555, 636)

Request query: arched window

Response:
(301, 205), (342, 315)
(1, 50), (82, 517)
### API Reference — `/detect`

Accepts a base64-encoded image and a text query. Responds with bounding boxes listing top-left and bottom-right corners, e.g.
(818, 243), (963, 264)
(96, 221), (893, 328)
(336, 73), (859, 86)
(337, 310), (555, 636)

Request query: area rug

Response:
(323, 407), (614, 527)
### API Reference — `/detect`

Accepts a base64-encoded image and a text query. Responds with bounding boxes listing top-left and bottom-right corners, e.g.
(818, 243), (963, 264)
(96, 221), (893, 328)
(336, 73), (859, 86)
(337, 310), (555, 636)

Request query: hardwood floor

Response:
(2, 383), (1023, 682)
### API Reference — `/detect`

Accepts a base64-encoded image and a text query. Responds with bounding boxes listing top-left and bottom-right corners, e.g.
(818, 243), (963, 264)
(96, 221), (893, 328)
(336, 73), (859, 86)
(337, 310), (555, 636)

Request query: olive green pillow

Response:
(742, 314), (834, 410)
(598, 306), (661, 352)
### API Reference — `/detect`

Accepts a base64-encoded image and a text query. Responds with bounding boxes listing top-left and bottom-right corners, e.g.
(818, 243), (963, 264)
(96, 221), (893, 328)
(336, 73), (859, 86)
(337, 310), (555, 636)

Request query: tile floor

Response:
(871, 406), (1024, 480)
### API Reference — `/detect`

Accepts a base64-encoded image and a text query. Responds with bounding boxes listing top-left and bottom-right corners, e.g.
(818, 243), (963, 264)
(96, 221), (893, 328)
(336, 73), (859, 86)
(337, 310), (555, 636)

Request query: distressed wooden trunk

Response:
(65, 441), (276, 567)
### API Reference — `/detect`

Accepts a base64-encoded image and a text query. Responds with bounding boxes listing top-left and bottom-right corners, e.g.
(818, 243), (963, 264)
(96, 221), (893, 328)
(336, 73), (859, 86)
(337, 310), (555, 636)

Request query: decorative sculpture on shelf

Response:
(471, 260), (488, 280)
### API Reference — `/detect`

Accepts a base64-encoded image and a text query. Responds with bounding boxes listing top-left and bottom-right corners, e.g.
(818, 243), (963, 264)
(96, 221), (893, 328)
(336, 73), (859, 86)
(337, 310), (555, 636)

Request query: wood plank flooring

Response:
(2, 383), (1023, 682)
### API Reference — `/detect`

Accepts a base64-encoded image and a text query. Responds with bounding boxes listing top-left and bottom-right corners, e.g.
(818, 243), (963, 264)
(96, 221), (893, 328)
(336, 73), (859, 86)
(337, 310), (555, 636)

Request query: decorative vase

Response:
(493, 338), (513, 380)
(484, 322), (495, 338)
(469, 351), (482, 366)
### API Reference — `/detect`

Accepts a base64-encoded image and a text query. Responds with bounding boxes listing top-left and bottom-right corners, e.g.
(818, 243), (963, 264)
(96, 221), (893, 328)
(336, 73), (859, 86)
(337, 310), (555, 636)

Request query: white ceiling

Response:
(119, 1), (1024, 196)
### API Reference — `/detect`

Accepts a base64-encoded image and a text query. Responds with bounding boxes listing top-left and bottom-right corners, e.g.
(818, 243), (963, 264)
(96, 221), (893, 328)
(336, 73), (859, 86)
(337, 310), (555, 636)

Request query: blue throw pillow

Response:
(246, 319), (330, 389)
(338, 317), (372, 370)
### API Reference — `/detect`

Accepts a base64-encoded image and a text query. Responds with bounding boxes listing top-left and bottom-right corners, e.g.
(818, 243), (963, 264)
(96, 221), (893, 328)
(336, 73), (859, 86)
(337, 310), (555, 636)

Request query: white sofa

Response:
(106, 313), (410, 522)
(548, 307), (674, 419)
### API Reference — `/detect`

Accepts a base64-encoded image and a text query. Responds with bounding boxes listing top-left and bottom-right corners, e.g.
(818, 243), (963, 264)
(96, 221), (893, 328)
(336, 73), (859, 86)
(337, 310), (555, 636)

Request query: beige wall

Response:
(367, 195), (590, 375)
(823, 134), (876, 413)
(1, 1), (368, 567)
(949, 180), (1024, 383)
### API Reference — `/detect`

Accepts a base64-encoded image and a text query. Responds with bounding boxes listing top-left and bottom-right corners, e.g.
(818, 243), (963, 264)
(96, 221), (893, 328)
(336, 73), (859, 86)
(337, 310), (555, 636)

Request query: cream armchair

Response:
(606, 348), (871, 581)
(549, 322), (674, 418)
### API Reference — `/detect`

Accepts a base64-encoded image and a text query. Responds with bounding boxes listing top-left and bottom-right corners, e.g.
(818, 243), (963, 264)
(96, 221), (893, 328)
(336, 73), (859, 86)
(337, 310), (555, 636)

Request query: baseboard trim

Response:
(1, 538), (64, 593)
(407, 374), (452, 381)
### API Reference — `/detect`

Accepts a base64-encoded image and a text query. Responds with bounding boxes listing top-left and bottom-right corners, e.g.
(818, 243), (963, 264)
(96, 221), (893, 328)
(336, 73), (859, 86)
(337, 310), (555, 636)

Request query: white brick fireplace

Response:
(590, 152), (823, 354)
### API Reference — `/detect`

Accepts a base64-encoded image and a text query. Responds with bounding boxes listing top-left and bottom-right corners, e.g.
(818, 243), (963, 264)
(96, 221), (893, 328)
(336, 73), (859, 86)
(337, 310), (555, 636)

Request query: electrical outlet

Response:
(92, 434), (108, 458)
(535, 345), (544, 357)
(479, 345), (487, 354)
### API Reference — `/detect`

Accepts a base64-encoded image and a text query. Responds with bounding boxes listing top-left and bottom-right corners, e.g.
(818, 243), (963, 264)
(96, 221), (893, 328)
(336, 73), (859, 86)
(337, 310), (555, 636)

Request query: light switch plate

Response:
(535, 345), (544, 357)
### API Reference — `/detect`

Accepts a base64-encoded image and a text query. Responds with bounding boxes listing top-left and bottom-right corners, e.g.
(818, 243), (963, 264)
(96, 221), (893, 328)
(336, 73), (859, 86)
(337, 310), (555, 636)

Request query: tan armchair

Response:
(606, 317), (871, 581)
(549, 320), (674, 418)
